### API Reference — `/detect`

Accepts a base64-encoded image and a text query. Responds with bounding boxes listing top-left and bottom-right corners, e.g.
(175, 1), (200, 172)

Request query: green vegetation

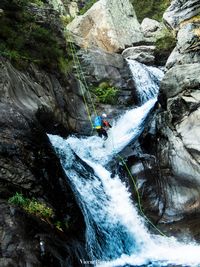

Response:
(54, 220), (69, 231)
(0, 0), (69, 71)
(31, 0), (44, 6)
(131, 0), (171, 22)
(8, 192), (54, 220)
(79, 0), (97, 15)
(60, 14), (74, 26)
(91, 82), (119, 105)
(58, 57), (73, 74)
(155, 26), (176, 64)
(155, 27), (176, 51)
(8, 192), (70, 232)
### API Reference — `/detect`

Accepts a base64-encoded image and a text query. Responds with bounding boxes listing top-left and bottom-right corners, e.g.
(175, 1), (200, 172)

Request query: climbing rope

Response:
(69, 41), (97, 116)
(110, 132), (166, 237)
(68, 40), (94, 129)
(68, 31), (167, 237)
(118, 155), (166, 237)
(67, 31), (97, 132)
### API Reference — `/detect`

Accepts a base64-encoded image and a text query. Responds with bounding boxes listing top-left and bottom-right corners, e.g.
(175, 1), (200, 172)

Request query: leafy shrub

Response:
(58, 57), (73, 74)
(79, 0), (97, 15)
(131, 0), (171, 22)
(60, 15), (74, 26)
(8, 192), (54, 219)
(91, 83), (119, 104)
(24, 200), (54, 218)
(8, 192), (28, 206)
(0, 0), (67, 70)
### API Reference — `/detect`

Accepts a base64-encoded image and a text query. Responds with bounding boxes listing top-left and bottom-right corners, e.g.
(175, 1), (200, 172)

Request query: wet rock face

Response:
(0, 105), (43, 197)
(0, 102), (88, 266)
(0, 58), (90, 135)
(78, 48), (136, 105)
(153, 0), (200, 220)
(0, 58), (90, 265)
(67, 0), (144, 52)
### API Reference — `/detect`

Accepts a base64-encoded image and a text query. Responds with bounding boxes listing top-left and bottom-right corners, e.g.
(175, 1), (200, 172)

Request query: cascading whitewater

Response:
(49, 134), (151, 261)
(127, 59), (164, 104)
(66, 98), (157, 165)
(48, 61), (200, 267)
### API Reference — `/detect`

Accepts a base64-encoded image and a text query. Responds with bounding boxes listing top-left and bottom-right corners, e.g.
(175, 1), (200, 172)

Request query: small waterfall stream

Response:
(49, 60), (200, 267)
(127, 59), (164, 104)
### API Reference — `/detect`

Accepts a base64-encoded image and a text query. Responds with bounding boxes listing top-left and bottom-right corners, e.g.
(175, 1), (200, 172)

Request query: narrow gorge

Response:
(0, 0), (200, 266)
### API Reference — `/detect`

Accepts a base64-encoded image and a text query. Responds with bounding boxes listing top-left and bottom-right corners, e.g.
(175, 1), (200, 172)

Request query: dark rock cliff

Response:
(0, 58), (91, 135)
(0, 57), (90, 266)
(1, 1), (91, 264)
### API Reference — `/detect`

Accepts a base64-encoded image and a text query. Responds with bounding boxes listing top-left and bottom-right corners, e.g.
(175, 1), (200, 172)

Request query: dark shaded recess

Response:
(158, 91), (167, 109)
(117, 105), (168, 225)
(139, 112), (168, 222)
(169, 97), (188, 124)
(0, 103), (88, 266)
(36, 106), (70, 138)
(154, 49), (172, 66)
(1, 200), (89, 267)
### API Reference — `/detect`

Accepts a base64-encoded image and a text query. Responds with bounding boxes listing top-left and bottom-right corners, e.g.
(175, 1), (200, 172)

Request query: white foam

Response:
(67, 98), (156, 165)
(48, 61), (200, 267)
(98, 236), (200, 267)
(127, 59), (164, 104)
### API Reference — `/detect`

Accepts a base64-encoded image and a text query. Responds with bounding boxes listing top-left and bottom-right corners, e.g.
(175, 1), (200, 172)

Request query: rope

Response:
(67, 32), (97, 117)
(70, 42), (97, 116)
(118, 155), (166, 237)
(110, 133), (166, 237)
(68, 40), (94, 129)
(68, 31), (167, 237)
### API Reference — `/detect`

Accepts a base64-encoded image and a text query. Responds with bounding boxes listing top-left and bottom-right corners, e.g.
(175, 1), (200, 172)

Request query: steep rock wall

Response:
(0, 57), (91, 266)
(156, 0), (200, 220)
(0, 58), (90, 135)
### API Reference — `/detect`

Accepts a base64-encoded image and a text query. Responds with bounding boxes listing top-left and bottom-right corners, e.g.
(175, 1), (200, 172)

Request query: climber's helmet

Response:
(102, 113), (107, 118)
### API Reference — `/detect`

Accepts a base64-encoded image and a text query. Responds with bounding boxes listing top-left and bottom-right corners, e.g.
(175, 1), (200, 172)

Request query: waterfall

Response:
(49, 134), (151, 261)
(66, 98), (156, 165)
(48, 61), (200, 267)
(127, 59), (164, 104)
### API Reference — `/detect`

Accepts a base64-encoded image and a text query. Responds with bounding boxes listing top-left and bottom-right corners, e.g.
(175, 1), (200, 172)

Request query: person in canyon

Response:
(93, 113), (112, 140)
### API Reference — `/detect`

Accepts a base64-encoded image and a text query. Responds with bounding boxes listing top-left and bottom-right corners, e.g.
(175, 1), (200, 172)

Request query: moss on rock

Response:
(0, 0), (69, 72)
(155, 26), (176, 64)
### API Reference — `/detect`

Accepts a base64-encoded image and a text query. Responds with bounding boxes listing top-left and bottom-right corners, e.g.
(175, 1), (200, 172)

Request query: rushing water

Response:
(48, 60), (200, 267)
(127, 59), (164, 104)
(66, 98), (157, 165)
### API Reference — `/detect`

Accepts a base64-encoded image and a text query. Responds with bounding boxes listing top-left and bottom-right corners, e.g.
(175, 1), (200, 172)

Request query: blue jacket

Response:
(93, 116), (103, 129)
